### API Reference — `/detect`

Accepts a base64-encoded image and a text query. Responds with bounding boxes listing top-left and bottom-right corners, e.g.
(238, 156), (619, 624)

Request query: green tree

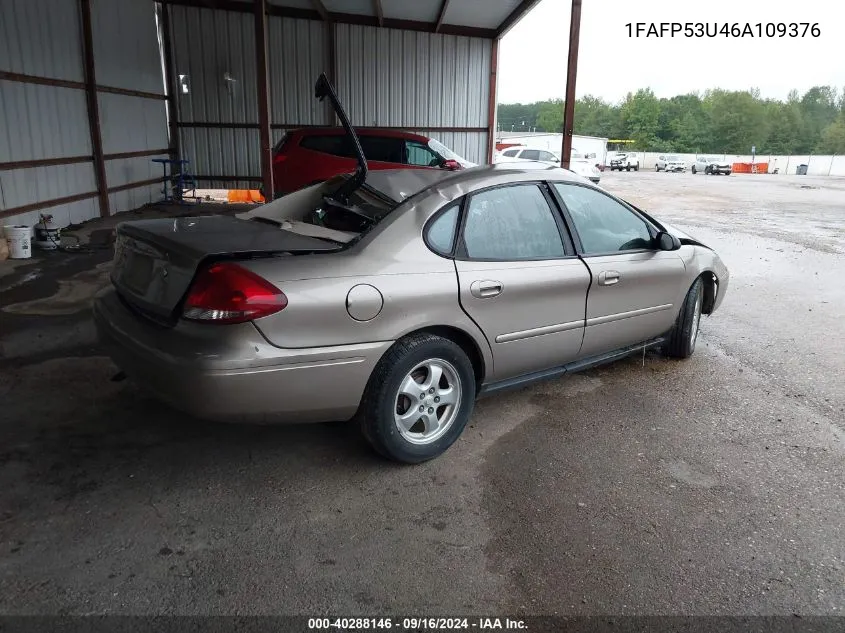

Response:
(620, 88), (661, 149)
(816, 115), (845, 153)
(536, 99), (563, 132)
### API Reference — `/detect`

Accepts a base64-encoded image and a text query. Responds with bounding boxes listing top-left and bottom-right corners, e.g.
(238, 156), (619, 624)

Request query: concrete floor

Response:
(0, 176), (843, 615)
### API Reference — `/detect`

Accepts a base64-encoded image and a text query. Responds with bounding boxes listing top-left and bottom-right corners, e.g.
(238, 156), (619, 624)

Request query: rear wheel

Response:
(634, 164), (639, 171)
(357, 333), (475, 463)
(664, 278), (703, 359)
(655, 165), (660, 172)
(691, 166), (697, 174)
(626, 165), (631, 171)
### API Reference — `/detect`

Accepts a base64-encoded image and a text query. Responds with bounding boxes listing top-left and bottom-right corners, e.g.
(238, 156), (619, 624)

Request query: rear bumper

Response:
(93, 287), (391, 424)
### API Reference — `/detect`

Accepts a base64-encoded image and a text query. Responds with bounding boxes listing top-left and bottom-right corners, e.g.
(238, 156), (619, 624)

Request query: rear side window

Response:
(300, 135), (355, 157)
(502, 149), (519, 157)
(359, 136), (404, 163)
(520, 149), (540, 161)
(425, 204), (460, 256)
(461, 185), (566, 260)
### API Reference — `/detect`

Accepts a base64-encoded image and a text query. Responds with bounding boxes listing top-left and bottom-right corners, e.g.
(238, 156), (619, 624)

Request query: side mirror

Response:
(656, 231), (682, 251)
(442, 159), (461, 170)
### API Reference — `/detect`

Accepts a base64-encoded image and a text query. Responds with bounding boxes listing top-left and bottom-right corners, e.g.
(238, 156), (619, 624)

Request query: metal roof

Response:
(166, 0), (542, 39)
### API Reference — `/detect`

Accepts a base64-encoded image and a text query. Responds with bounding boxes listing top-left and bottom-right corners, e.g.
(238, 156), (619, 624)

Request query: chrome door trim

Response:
(586, 303), (673, 327)
(496, 318), (584, 343)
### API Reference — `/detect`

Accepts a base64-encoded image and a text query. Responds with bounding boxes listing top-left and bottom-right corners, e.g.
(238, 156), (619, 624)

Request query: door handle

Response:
(470, 280), (503, 298)
(598, 270), (621, 286)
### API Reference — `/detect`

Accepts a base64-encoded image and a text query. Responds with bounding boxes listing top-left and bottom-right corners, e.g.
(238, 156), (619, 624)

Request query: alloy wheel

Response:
(393, 359), (462, 445)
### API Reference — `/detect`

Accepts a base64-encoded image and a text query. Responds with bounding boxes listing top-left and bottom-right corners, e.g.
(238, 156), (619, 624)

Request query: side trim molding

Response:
(586, 303), (672, 327)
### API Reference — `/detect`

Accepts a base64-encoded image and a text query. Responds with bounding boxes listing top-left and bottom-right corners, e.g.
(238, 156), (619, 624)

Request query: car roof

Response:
(290, 127), (430, 143)
(363, 162), (581, 204)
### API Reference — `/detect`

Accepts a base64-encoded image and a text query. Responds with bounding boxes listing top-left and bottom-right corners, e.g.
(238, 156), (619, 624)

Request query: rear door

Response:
(550, 182), (687, 358)
(453, 183), (591, 381)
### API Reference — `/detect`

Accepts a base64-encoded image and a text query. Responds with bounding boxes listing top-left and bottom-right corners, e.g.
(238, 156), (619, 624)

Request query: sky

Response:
(497, 0), (845, 104)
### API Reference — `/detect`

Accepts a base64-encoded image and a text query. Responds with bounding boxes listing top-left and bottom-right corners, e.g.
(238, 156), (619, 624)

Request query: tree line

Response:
(497, 86), (845, 155)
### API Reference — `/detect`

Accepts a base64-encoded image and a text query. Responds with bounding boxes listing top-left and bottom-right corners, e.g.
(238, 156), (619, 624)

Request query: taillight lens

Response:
(182, 262), (287, 324)
(273, 154), (287, 165)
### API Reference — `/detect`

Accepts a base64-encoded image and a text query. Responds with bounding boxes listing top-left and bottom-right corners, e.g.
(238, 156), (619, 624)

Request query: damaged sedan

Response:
(94, 74), (730, 463)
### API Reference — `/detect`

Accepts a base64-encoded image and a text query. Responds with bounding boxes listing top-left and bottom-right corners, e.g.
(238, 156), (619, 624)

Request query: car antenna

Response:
(314, 73), (368, 205)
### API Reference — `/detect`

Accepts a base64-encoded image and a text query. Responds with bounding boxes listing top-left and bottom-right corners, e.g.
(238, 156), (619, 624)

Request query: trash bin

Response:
(796, 164), (808, 175)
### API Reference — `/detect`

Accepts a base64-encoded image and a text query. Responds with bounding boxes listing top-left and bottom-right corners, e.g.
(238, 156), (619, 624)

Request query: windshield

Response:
(428, 138), (467, 163)
(667, 155), (681, 161)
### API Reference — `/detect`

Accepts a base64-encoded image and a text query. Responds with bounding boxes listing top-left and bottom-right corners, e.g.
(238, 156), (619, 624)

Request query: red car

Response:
(271, 128), (475, 197)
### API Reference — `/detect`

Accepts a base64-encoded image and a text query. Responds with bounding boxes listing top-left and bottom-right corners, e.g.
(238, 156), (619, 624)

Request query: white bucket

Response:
(3, 225), (32, 259)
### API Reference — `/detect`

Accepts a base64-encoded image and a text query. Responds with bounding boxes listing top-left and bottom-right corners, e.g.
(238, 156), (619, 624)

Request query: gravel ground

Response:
(0, 174), (843, 616)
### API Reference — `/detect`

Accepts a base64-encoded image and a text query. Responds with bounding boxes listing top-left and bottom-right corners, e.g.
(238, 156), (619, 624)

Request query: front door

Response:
(551, 182), (687, 358)
(453, 183), (591, 381)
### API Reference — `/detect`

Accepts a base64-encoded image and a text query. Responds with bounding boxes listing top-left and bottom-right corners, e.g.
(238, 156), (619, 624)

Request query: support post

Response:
(486, 38), (499, 164)
(79, 0), (110, 217)
(560, 0), (581, 170)
(158, 2), (180, 162)
(254, 0), (274, 201)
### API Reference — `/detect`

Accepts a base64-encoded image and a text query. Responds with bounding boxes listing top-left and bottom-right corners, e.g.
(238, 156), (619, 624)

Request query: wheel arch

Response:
(397, 325), (489, 391)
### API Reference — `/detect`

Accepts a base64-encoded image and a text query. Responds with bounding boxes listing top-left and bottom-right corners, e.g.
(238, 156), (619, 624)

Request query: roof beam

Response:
(434, 0), (449, 33)
(310, 0), (330, 22)
(373, 0), (383, 27)
(496, 0), (542, 38)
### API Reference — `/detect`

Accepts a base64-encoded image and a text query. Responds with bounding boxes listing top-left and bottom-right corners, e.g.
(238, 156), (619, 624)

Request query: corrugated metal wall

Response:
(92, 0), (169, 212)
(166, 9), (493, 185)
(334, 23), (491, 164)
(0, 0), (98, 228)
(1, 0), (168, 227)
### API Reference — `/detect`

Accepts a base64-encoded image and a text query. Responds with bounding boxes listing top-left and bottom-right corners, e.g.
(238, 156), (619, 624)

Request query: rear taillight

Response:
(182, 262), (287, 324)
(273, 154), (287, 165)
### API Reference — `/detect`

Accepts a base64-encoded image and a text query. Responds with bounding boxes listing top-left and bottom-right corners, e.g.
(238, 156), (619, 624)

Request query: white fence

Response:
(636, 153), (845, 176)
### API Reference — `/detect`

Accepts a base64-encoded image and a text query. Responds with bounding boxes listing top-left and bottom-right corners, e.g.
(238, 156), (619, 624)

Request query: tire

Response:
(691, 166), (696, 174)
(626, 165), (631, 171)
(664, 278), (704, 359)
(655, 165), (660, 172)
(725, 171), (731, 176)
(357, 333), (476, 463)
(634, 164), (639, 171)
(705, 166), (711, 175)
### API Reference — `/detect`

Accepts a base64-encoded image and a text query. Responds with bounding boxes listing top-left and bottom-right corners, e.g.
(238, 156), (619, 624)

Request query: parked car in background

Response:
(495, 146), (601, 183)
(608, 152), (640, 171)
(692, 156), (732, 175)
(495, 146), (560, 165)
(271, 128), (475, 197)
(655, 154), (687, 172)
(95, 73), (729, 464)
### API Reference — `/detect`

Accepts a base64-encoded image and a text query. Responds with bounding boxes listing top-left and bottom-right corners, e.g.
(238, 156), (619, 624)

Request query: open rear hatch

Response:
(111, 215), (339, 323)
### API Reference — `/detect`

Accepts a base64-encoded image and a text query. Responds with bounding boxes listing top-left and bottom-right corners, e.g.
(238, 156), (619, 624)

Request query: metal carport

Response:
(1, 0), (541, 227)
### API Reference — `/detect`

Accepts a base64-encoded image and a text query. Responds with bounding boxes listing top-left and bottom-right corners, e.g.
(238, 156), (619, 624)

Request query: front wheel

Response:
(655, 165), (660, 172)
(691, 166), (697, 174)
(634, 164), (639, 171)
(664, 278), (704, 359)
(357, 333), (476, 463)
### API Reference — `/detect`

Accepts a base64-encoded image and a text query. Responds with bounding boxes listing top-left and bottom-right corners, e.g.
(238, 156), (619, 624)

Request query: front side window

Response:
(553, 183), (653, 254)
(537, 150), (558, 162)
(406, 141), (441, 167)
(461, 185), (566, 260)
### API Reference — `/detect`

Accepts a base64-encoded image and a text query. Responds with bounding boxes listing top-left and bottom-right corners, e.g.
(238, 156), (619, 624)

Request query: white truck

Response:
(607, 152), (640, 171)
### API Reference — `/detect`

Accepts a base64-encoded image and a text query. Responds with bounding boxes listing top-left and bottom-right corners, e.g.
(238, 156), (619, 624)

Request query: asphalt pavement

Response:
(0, 174), (843, 616)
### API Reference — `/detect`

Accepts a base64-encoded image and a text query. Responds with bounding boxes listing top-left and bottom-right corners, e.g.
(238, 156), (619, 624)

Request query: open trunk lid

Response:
(111, 215), (338, 322)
